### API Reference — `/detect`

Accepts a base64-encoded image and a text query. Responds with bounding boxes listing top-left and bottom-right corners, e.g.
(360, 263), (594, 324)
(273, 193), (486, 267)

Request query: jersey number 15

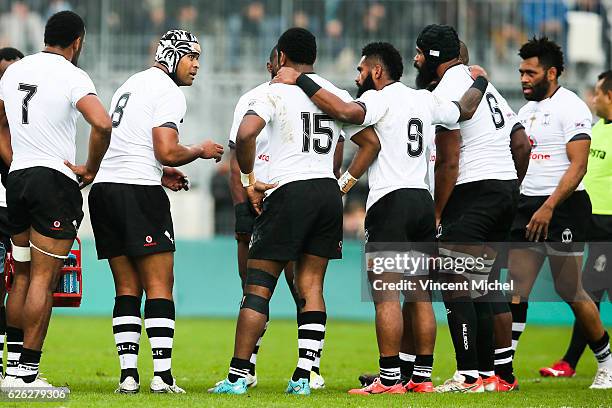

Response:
(301, 112), (333, 154)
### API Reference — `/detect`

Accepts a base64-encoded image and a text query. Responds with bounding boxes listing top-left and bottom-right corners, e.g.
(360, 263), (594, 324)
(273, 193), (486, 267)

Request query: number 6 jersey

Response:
(432, 64), (517, 185)
(95, 67), (186, 185)
(0, 52), (96, 183)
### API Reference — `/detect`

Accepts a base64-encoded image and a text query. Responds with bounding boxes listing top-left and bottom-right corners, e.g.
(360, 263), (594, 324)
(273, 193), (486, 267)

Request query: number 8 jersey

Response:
(432, 64), (517, 185)
(95, 67), (186, 185)
(247, 74), (352, 195)
(0, 52), (96, 183)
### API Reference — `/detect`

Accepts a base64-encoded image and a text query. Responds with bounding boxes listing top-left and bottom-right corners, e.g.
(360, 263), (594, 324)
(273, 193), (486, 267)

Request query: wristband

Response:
(296, 73), (322, 98)
(240, 171), (255, 187)
(470, 76), (488, 94)
(338, 171), (358, 194)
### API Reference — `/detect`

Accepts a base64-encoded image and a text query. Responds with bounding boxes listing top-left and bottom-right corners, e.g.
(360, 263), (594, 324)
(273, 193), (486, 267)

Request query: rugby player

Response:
(274, 41), (489, 394)
(0, 11), (112, 388)
(0, 47), (23, 380)
(89, 30), (223, 394)
(508, 38), (612, 389)
(210, 27), (381, 395)
(414, 24), (529, 392)
(539, 70), (612, 380)
(226, 45), (337, 390)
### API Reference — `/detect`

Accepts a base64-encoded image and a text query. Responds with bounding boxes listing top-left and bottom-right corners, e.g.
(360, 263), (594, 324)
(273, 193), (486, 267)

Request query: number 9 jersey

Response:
(0, 52), (96, 182)
(247, 74), (352, 195)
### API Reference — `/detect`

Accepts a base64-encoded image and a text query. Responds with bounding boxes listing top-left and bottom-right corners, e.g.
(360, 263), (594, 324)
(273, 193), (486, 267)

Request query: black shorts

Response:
(89, 183), (175, 260)
(582, 214), (612, 299)
(365, 188), (435, 243)
(439, 179), (519, 242)
(249, 178), (343, 261)
(510, 190), (591, 254)
(0, 206), (11, 250)
(6, 167), (83, 240)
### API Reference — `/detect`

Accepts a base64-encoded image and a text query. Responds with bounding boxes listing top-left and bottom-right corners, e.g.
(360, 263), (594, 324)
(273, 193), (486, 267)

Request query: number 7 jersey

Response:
(247, 74), (353, 195)
(0, 52), (96, 182)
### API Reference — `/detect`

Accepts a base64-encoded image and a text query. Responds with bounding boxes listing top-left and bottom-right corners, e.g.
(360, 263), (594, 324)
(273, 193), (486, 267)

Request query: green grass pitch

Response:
(11, 316), (612, 407)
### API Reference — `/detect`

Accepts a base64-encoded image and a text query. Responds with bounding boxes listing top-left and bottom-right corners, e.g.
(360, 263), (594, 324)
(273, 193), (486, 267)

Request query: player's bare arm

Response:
(273, 67), (366, 124)
(434, 128), (461, 225)
(339, 127), (380, 194)
(455, 76), (489, 121)
(0, 99), (12, 165)
(526, 139), (590, 242)
(333, 139), (344, 179)
(152, 126), (223, 167)
(236, 113), (277, 214)
(229, 147), (248, 205)
(63, 95), (112, 188)
(510, 126), (531, 185)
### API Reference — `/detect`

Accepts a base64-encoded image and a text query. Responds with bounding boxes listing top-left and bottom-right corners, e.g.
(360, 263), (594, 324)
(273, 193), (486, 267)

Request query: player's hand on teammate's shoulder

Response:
(64, 160), (96, 189)
(271, 67), (300, 85)
(468, 65), (488, 80)
(162, 167), (190, 191)
(198, 140), (224, 162)
(246, 181), (278, 215)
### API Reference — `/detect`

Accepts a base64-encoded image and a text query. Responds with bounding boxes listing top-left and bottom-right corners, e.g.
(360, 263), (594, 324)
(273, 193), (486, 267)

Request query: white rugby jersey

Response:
(0, 52), (96, 182)
(0, 184), (5, 207)
(518, 87), (592, 196)
(247, 74), (351, 195)
(427, 132), (436, 196)
(433, 64), (517, 184)
(95, 67), (186, 185)
(229, 82), (271, 183)
(345, 82), (460, 211)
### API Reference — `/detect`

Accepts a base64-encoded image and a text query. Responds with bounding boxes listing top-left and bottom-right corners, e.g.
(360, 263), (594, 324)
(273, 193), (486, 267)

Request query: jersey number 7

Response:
(18, 83), (38, 125)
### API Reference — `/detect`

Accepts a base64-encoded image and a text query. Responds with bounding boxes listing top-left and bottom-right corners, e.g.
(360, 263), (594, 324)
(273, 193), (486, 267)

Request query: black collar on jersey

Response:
(41, 50), (64, 58)
(380, 81), (399, 90)
(548, 85), (562, 99)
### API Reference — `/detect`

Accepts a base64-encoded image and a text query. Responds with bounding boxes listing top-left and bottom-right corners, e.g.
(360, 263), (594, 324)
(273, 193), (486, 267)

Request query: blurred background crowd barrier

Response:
(1, 0), (610, 239)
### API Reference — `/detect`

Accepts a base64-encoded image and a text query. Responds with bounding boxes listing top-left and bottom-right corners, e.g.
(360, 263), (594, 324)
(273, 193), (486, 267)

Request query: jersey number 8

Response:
(111, 93), (131, 128)
(485, 93), (505, 130)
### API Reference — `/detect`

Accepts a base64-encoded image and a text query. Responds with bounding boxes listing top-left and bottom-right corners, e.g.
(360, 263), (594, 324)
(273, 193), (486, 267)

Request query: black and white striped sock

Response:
(379, 355), (401, 386)
(249, 320), (268, 376)
(399, 352), (416, 380)
(5, 326), (23, 378)
(228, 357), (251, 382)
(510, 302), (528, 352)
(589, 331), (612, 369)
(412, 355), (433, 383)
(494, 346), (514, 383)
(292, 311), (326, 381)
(17, 347), (41, 383)
(312, 338), (325, 375)
(113, 295), (141, 383)
(145, 298), (175, 386)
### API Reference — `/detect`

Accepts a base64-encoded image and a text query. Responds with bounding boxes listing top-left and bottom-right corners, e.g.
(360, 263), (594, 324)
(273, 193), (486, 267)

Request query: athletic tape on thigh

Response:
(10, 243), (31, 262)
(240, 293), (269, 316)
(29, 241), (69, 260)
(245, 268), (278, 291)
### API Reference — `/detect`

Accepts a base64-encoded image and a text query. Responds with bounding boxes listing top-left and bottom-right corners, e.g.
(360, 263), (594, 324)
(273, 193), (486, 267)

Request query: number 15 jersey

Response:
(95, 67), (186, 186)
(248, 74), (353, 195)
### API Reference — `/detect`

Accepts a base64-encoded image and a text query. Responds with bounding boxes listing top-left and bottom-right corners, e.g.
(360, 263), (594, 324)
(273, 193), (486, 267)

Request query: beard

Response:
(523, 76), (551, 101)
(414, 61), (437, 90)
(356, 73), (376, 98)
(71, 47), (82, 67)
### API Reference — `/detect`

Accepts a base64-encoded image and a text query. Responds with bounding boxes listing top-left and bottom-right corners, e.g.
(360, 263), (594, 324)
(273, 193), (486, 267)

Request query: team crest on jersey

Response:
(542, 113), (551, 126)
(594, 255), (607, 273)
(561, 228), (573, 244)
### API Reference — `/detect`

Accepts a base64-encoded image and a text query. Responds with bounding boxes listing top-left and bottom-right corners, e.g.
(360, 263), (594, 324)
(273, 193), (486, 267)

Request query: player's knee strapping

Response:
(240, 268), (279, 316)
(10, 243), (31, 263)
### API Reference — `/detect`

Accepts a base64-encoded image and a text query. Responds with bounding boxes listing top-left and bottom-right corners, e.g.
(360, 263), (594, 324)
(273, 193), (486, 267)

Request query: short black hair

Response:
(277, 27), (316, 65)
(361, 42), (403, 81)
(519, 37), (564, 78)
(44, 11), (85, 48)
(0, 47), (24, 62)
(598, 70), (612, 94)
(268, 45), (277, 63)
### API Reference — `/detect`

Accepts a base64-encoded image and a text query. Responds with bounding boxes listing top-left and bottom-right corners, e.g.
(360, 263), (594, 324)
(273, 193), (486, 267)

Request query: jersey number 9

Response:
(407, 118), (424, 157)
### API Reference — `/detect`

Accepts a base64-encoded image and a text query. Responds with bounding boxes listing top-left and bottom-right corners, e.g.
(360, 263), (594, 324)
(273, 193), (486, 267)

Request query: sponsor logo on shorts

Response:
(144, 235), (157, 247)
(51, 220), (63, 231)
(561, 228), (573, 244)
(338, 240), (343, 252)
(164, 230), (174, 244)
(594, 255), (607, 273)
(462, 324), (469, 350)
(436, 224), (442, 239)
